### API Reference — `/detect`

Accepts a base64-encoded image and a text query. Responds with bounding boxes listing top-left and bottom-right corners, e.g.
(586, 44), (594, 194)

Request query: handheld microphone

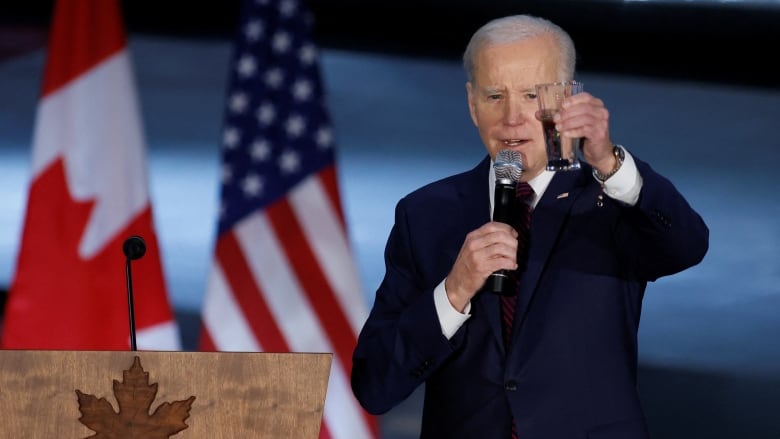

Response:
(123, 235), (146, 351)
(487, 149), (523, 296)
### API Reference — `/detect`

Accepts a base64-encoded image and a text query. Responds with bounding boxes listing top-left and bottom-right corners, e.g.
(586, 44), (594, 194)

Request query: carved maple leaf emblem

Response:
(76, 356), (196, 438)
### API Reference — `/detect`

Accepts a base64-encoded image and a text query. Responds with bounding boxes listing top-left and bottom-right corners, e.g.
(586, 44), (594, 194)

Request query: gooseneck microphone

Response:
(123, 235), (146, 351)
(487, 149), (523, 296)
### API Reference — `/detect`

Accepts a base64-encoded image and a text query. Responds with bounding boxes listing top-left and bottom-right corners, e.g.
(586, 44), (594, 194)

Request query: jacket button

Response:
(505, 380), (517, 391)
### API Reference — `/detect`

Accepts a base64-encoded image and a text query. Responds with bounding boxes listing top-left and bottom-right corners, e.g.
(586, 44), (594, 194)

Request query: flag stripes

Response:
(200, 263), (260, 351)
(218, 231), (289, 351)
(290, 171), (366, 333)
(267, 195), (358, 365)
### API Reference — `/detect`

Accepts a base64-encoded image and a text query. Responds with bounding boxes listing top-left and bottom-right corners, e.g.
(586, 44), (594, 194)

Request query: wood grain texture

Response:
(0, 350), (332, 438)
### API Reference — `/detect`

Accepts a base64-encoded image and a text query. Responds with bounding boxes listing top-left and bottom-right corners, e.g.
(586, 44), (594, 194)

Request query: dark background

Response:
(2, 0), (780, 88)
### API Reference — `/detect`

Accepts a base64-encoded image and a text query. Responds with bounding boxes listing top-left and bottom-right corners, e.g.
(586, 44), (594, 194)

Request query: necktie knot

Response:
(515, 181), (534, 201)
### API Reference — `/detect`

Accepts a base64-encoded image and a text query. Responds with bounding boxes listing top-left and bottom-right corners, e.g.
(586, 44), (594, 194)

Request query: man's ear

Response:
(465, 82), (478, 127)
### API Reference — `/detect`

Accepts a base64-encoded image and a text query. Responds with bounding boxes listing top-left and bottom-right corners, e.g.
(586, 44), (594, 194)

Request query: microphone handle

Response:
(488, 180), (517, 296)
(125, 258), (138, 351)
(492, 181), (515, 224)
(487, 270), (514, 296)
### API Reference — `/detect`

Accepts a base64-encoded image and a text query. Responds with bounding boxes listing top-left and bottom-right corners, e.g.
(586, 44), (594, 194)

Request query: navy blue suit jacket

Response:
(351, 155), (709, 438)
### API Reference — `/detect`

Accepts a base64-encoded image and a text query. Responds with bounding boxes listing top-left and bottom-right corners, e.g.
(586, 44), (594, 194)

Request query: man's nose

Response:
(503, 100), (528, 125)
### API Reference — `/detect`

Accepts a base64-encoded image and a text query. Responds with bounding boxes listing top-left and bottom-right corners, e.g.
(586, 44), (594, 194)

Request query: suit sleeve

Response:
(351, 196), (464, 415)
(614, 158), (709, 281)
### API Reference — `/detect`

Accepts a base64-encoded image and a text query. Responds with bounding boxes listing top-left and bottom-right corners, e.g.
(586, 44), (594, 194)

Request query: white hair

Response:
(462, 15), (577, 82)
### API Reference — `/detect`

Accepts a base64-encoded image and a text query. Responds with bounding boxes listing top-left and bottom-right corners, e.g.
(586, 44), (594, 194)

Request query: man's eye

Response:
(525, 93), (538, 100)
(488, 94), (502, 100)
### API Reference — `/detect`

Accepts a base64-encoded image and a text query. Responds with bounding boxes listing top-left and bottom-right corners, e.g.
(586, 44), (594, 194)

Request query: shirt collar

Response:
(488, 161), (554, 211)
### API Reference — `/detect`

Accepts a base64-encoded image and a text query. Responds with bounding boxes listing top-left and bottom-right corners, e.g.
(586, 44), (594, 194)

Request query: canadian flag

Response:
(0, 0), (180, 350)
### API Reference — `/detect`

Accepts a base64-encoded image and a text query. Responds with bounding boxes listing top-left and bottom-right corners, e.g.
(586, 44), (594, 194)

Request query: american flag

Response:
(198, 0), (378, 437)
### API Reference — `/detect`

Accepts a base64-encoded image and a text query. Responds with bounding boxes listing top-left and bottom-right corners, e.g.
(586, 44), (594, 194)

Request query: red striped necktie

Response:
(501, 181), (533, 439)
(500, 181), (533, 345)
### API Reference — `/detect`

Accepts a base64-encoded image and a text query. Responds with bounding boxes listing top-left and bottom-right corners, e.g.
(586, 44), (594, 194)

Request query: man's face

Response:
(466, 35), (561, 181)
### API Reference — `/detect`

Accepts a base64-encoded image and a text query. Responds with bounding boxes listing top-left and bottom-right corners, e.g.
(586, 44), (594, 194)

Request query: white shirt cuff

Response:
(433, 279), (471, 339)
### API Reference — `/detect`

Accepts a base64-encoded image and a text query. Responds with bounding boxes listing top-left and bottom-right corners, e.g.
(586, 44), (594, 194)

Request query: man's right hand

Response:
(444, 222), (519, 312)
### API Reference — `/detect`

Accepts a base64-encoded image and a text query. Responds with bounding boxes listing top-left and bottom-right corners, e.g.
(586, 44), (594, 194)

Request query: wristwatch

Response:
(593, 145), (625, 182)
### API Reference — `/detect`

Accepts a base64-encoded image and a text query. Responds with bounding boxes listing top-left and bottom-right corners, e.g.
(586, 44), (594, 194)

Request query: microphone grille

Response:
(494, 149), (523, 182)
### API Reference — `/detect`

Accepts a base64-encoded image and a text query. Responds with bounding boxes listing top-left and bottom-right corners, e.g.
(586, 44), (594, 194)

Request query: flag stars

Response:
(223, 127), (241, 149)
(236, 54), (257, 78)
(285, 114), (306, 138)
(256, 102), (276, 125)
(228, 91), (249, 113)
(280, 0), (298, 17)
(315, 126), (333, 149)
(299, 44), (317, 65)
(242, 173), (265, 197)
(214, 3), (338, 232)
(244, 19), (264, 42)
(250, 139), (272, 161)
(265, 68), (285, 89)
(279, 0), (298, 17)
(278, 150), (301, 174)
(292, 78), (313, 101)
(271, 31), (292, 54)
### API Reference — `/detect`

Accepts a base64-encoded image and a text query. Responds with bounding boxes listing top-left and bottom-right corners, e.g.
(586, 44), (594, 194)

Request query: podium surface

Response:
(0, 350), (332, 438)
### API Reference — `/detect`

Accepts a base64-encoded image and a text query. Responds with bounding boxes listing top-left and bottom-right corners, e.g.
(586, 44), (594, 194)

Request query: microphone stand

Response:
(125, 257), (138, 351)
(123, 235), (146, 352)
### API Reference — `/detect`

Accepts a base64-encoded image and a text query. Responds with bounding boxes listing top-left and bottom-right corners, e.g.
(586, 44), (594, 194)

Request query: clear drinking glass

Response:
(535, 80), (584, 171)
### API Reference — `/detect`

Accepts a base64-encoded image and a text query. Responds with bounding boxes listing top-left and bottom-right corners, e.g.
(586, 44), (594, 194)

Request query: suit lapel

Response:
(455, 157), (492, 243)
(514, 170), (589, 330)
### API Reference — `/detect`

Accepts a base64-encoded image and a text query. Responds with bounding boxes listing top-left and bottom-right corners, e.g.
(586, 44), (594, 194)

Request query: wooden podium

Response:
(0, 350), (332, 438)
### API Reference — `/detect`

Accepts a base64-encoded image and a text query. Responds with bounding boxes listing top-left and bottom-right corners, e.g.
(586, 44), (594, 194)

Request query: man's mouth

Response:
(503, 139), (528, 147)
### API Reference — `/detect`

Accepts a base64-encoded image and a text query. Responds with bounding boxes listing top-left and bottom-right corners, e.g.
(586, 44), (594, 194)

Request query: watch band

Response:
(593, 145), (625, 182)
